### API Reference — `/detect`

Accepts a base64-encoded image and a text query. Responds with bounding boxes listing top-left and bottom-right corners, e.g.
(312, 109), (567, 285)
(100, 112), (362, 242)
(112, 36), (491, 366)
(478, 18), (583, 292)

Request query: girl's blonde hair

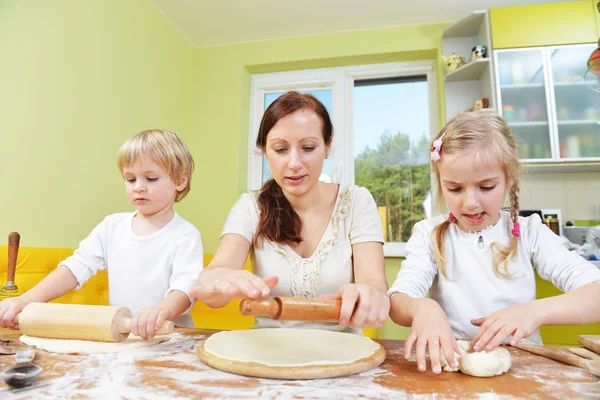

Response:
(117, 129), (195, 202)
(431, 112), (520, 279)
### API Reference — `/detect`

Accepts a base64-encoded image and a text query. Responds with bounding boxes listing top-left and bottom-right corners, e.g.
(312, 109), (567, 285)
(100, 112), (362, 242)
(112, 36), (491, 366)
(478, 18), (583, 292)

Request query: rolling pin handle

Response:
(5, 232), (20, 290)
(117, 317), (174, 335)
(239, 298), (281, 319)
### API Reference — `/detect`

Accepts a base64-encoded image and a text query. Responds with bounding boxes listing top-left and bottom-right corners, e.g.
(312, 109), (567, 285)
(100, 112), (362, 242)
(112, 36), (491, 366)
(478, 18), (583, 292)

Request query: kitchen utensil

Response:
(513, 343), (600, 377)
(0, 232), (20, 299)
(1, 349), (42, 388)
(578, 335), (600, 355)
(240, 296), (341, 322)
(0, 339), (16, 355)
(570, 347), (600, 361)
(13, 303), (174, 342)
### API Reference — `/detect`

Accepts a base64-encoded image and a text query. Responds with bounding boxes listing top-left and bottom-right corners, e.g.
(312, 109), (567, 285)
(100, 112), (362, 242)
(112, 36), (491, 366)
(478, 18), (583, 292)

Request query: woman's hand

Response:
(321, 283), (389, 329)
(470, 302), (541, 351)
(404, 297), (459, 374)
(0, 297), (30, 329)
(189, 267), (279, 303)
(131, 306), (170, 340)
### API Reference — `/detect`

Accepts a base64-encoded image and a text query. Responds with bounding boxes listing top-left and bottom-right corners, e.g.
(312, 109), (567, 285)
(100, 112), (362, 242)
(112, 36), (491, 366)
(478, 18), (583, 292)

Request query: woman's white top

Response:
(222, 185), (384, 334)
(389, 211), (600, 344)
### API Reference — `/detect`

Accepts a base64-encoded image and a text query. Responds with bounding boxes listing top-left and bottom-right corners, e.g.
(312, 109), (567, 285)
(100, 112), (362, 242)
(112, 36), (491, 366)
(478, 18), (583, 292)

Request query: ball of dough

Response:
(459, 346), (511, 377)
(439, 340), (470, 372)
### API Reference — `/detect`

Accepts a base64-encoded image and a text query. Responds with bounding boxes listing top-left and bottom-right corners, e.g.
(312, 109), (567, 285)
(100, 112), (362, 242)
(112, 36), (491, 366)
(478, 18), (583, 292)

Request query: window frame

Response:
(248, 61), (439, 257)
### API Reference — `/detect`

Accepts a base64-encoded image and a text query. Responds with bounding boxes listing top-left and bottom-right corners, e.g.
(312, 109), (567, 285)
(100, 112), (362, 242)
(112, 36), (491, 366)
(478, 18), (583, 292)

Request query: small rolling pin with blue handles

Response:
(240, 296), (342, 322)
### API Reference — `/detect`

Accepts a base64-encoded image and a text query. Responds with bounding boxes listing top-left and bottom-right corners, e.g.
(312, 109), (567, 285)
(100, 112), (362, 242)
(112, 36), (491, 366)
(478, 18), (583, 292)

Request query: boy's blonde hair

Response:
(431, 112), (520, 279)
(117, 129), (195, 202)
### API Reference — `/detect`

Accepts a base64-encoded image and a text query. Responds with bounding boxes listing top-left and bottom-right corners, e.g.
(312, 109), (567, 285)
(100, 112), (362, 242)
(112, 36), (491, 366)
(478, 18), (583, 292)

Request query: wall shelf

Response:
(443, 11), (486, 38)
(500, 83), (544, 89)
(509, 121), (548, 127)
(557, 120), (600, 126)
(554, 81), (587, 87)
(442, 10), (495, 122)
(445, 59), (490, 82)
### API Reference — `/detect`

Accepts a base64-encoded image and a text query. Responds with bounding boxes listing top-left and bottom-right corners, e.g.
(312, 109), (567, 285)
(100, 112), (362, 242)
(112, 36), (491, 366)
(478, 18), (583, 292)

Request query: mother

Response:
(190, 91), (389, 332)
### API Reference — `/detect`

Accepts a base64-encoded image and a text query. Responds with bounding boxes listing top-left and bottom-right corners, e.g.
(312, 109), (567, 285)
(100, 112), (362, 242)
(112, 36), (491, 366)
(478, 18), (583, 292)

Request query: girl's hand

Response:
(404, 298), (459, 374)
(131, 306), (170, 340)
(470, 302), (541, 351)
(189, 268), (279, 302)
(321, 283), (389, 329)
(0, 297), (29, 329)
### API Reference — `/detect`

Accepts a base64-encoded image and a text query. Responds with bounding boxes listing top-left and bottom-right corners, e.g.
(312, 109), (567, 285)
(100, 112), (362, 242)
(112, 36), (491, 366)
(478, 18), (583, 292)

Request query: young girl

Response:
(190, 91), (389, 333)
(0, 130), (203, 339)
(388, 112), (600, 374)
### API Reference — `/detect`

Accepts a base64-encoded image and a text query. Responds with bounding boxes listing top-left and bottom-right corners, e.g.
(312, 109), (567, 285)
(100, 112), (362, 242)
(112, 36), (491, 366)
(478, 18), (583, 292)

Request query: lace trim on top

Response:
(272, 187), (352, 298)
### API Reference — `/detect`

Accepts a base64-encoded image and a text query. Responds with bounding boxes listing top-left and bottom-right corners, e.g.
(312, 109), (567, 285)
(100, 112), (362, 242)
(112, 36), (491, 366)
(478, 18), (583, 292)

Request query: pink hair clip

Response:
(511, 222), (521, 237)
(448, 212), (456, 222)
(430, 132), (446, 161)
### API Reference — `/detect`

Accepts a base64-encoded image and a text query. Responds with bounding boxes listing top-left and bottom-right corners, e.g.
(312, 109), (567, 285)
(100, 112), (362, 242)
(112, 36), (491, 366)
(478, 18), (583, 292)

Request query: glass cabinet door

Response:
(496, 49), (552, 160)
(548, 44), (600, 160)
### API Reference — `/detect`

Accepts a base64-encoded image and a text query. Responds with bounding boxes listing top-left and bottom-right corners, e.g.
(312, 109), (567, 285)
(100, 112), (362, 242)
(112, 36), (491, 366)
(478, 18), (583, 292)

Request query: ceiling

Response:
(151, 0), (575, 48)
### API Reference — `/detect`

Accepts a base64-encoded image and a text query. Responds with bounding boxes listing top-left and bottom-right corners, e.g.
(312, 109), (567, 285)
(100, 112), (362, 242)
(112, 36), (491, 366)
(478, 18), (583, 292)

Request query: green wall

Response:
(0, 0), (200, 247)
(184, 23), (448, 252)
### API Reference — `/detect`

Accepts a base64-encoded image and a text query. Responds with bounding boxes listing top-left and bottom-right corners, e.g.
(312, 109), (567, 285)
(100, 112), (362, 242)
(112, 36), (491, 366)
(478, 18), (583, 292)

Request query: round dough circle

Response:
(198, 328), (386, 379)
(203, 328), (380, 366)
(20, 334), (169, 354)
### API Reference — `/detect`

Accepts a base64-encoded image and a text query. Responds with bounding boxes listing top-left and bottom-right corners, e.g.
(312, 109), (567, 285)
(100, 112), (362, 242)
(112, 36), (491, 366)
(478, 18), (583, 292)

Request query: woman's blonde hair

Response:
(117, 129), (195, 202)
(431, 112), (520, 279)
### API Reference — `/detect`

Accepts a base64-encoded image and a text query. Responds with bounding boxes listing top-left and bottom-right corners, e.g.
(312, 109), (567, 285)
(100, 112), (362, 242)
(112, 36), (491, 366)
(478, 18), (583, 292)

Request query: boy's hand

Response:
(470, 302), (540, 351)
(404, 298), (459, 374)
(320, 283), (389, 329)
(131, 306), (170, 340)
(0, 297), (30, 329)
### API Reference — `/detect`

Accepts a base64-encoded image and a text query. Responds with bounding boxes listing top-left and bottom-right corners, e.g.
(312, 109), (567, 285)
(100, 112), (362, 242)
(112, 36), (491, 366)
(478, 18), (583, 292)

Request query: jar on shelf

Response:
(502, 104), (516, 122)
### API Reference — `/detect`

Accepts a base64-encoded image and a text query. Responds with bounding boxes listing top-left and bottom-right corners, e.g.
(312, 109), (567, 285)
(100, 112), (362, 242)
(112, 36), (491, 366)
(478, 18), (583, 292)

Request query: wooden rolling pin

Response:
(239, 296), (341, 322)
(14, 303), (174, 342)
(513, 343), (600, 377)
(578, 335), (600, 355)
(2, 232), (20, 291)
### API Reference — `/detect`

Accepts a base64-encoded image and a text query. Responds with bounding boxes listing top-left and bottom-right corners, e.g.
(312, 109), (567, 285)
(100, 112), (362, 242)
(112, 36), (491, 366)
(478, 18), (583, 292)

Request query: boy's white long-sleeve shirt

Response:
(389, 211), (600, 344)
(60, 212), (203, 327)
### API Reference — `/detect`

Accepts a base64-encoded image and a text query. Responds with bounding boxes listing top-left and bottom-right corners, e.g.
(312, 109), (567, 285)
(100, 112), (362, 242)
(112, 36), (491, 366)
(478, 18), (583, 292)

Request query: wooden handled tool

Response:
(14, 303), (174, 342)
(513, 343), (600, 377)
(239, 296), (341, 322)
(570, 347), (600, 361)
(3, 232), (20, 291)
(578, 335), (600, 355)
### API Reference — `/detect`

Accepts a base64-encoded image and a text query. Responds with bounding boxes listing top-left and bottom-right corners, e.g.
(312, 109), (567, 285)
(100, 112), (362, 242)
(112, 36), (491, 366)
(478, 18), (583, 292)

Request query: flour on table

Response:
(203, 328), (380, 367)
(440, 340), (511, 377)
(20, 334), (169, 354)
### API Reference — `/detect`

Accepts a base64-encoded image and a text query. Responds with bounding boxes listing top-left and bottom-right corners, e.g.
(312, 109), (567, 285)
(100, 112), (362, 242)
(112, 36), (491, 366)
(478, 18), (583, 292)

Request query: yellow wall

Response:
(593, 0), (600, 36)
(0, 0), (201, 247)
(491, 1), (597, 48)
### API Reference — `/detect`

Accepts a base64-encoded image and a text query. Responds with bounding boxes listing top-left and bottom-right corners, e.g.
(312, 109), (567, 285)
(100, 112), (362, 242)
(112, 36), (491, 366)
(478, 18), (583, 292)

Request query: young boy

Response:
(0, 129), (203, 339)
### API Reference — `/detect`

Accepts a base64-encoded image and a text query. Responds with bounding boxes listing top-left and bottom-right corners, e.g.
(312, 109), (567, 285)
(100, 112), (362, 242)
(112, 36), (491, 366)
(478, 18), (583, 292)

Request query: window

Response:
(248, 62), (438, 256)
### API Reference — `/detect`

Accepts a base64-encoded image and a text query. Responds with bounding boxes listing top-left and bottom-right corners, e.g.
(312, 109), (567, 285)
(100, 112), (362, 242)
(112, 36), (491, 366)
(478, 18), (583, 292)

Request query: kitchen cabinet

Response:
(494, 43), (600, 164)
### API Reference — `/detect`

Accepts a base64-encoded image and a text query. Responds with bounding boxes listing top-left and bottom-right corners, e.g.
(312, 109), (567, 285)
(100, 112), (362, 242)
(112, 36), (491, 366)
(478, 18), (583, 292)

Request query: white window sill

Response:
(383, 242), (407, 258)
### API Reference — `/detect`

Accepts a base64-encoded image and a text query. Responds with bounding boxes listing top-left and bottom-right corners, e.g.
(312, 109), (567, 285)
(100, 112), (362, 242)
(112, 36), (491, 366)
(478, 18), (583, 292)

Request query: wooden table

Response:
(0, 328), (598, 399)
